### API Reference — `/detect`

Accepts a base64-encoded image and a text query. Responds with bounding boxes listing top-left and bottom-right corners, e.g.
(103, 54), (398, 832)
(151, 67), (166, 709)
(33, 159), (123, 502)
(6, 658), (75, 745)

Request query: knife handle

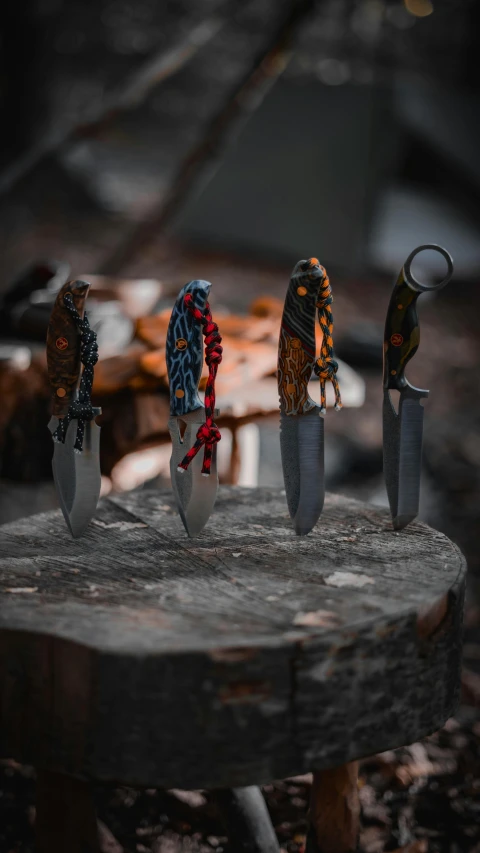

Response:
(46, 280), (90, 417)
(384, 244), (453, 391)
(278, 259), (323, 415)
(166, 279), (211, 417)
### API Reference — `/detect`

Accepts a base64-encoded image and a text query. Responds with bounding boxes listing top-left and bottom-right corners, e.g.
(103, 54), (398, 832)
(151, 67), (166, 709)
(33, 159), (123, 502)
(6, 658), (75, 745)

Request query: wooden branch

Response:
(0, 15), (225, 196)
(100, 0), (318, 276)
(306, 763), (360, 853)
(36, 770), (100, 853)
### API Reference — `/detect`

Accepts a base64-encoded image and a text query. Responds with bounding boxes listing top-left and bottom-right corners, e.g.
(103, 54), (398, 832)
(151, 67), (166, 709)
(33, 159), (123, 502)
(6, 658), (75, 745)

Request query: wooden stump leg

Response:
(215, 786), (280, 853)
(36, 769), (101, 853)
(227, 426), (241, 485)
(306, 762), (360, 853)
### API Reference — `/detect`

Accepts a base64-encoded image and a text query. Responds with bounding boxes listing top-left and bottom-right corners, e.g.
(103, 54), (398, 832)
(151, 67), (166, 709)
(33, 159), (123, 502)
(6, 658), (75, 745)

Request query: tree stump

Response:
(0, 487), (465, 852)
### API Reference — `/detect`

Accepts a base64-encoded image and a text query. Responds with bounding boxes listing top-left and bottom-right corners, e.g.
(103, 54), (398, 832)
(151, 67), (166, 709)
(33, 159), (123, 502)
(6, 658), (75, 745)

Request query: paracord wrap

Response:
(177, 295), (223, 475)
(314, 266), (342, 413)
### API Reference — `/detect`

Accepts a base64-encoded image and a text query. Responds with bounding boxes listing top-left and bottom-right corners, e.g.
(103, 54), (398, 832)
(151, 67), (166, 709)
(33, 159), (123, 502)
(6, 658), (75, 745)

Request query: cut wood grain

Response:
(0, 488), (465, 790)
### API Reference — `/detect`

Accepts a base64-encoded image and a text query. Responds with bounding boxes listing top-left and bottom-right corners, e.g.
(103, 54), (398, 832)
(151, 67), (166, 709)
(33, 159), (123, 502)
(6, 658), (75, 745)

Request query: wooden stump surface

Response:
(0, 487), (465, 789)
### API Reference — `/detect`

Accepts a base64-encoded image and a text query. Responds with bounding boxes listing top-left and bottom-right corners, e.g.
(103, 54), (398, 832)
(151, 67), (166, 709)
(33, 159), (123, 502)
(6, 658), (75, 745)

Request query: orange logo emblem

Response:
(175, 338), (188, 351)
(56, 336), (68, 351)
(390, 333), (403, 347)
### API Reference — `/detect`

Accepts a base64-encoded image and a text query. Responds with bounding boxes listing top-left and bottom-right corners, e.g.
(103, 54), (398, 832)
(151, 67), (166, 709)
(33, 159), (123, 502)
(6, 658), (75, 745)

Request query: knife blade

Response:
(383, 244), (453, 529)
(278, 258), (326, 535)
(166, 279), (218, 537)
(46, 279), (101, 537)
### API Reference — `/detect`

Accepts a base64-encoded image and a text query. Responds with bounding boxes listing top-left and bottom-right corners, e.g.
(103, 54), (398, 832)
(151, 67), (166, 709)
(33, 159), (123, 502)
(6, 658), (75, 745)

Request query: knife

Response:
(278, 258), (341, 535)
(383, 244), (453, 530)
(166, 280), (221, 537)
(46, 279), (101, 537)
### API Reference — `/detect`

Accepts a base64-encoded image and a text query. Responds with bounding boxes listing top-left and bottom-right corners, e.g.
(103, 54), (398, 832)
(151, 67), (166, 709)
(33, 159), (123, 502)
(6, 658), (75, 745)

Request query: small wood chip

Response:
(293, 610), (340, 628)
(151, 834), (181, 853)
(4, 587), (38, 594)
(168, 789), (206, 808)
(325, 571), (375, 588)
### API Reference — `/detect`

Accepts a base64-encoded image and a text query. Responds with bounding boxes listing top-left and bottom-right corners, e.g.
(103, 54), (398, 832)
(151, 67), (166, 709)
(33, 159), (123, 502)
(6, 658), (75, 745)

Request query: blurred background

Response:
(0, 1), (480, 846)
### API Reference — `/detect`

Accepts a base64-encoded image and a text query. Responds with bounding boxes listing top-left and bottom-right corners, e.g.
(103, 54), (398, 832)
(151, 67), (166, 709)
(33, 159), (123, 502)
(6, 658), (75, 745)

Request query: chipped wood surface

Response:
(416, 593), (450, 640)
(0, 487), (465, 789)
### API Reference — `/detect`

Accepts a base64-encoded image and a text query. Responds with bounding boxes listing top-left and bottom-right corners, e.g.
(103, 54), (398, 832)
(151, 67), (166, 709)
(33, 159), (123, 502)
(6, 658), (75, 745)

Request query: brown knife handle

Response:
(46, 279), (90, 417)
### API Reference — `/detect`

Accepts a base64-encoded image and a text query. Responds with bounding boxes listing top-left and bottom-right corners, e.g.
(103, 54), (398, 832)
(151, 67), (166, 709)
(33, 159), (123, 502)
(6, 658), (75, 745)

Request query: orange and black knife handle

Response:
(383, 244), (453, 392)
(278, 258), (326, 415)
(46, 280), (90, 417)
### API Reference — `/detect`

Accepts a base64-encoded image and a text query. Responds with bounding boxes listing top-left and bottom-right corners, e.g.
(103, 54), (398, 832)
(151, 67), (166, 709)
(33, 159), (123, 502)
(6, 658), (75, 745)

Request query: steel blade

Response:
(280, 408), (324, 535)
(49, 416), (101, 537)
(168, 408), (218, 537)
(383, 388), (426, 530)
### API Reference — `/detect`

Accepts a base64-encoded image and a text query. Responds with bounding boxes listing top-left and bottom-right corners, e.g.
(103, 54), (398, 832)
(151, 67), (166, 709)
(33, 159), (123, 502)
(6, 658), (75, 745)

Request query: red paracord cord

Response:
(177, 294), (223, 475)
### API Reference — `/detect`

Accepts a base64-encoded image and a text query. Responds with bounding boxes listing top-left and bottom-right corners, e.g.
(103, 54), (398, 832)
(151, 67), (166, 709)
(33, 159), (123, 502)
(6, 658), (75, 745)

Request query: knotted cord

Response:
(177, 294), (223, 475)
(313, 266), (342, 413)
(52, 293), (99, 452)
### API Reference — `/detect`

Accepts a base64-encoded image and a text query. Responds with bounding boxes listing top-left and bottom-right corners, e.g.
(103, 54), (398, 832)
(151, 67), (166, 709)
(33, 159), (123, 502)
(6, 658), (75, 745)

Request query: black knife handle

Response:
(384, 245), (453, 391)
(46, 280), (90, 417)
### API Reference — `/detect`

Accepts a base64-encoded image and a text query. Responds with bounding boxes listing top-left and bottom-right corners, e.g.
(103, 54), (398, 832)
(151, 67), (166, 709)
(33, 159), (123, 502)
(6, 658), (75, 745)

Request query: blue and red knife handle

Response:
(166, 280), (211, 417)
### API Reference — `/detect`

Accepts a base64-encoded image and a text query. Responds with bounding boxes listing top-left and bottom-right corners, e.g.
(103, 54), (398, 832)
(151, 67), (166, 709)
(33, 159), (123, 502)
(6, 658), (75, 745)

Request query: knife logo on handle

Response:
(278, 258), (341, 535)
(46, 280), (101, 537)
(383, 244), (453, 530)
(166, 280), (222, 537)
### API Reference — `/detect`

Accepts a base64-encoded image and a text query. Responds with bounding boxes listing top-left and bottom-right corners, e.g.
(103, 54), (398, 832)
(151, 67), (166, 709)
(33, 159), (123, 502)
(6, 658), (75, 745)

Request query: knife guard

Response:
(166, 280), (211, 417)
(46, 280), (90, 417)
(278, 264), (322, 415)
